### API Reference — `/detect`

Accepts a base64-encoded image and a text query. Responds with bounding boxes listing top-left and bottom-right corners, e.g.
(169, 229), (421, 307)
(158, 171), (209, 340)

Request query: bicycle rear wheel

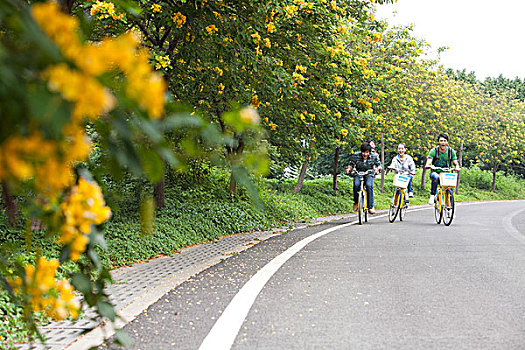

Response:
(388, 190), (400, 223)
(443, 189), (455, 226)
(434, 191), (443, 224)
(358, 191), (364, 225)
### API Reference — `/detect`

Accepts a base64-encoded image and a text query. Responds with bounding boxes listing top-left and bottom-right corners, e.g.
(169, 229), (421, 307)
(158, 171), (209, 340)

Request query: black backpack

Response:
(432, 146), (452, 168)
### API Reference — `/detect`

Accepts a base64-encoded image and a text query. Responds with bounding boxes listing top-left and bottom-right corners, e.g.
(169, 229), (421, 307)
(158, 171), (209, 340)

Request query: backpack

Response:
(432, 146), (452, 168)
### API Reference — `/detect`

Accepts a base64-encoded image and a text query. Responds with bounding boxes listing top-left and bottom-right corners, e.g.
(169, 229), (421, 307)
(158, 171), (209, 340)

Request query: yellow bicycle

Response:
(431, 166), (459, 226)
(354, 169), (375, 225)
(387, 168), (412, 223)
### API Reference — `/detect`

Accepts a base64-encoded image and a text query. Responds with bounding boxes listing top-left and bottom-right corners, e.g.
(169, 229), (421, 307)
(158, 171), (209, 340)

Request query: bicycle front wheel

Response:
(443, 189), (455, 226)
(388, 190), (400, 223)
(399, 191), (407, 221)
(358, 191), (364, 225)
(434, 191), (443, 224)
(364, 191), (368, 223)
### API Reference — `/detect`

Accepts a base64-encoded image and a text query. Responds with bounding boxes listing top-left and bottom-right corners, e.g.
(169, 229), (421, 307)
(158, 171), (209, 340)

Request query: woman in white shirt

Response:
(388, 143), (416, 197)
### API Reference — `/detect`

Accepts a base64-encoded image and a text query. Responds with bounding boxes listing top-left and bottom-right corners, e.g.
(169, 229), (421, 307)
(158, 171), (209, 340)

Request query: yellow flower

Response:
(267, 22), (276, 33)
(59, 178), (111, 260)
(205, 25), (218, 35)
(172, 12), (186, 28)
(214, 67), (224, 76)
(251, 32), (261, 43)
(341, 129), (348, 138)
(251, 94), (261, 108)
(7, 257), (80, 321)
(151, 4), (162, 13)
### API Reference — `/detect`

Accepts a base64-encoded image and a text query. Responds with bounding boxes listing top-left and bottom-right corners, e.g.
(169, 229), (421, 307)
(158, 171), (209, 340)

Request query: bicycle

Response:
(353, 169), (375, 225)
(430, 166), (460, 226)
(386, 168), (413, 223)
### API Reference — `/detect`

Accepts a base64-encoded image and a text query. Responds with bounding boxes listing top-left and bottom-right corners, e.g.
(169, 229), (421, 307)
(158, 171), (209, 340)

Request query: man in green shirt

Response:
(424, 133), (460, 205)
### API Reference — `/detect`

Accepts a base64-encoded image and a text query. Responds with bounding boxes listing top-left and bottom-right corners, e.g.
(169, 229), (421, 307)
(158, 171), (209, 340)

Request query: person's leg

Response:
(429, 172), (439, 204)
(365, 174), (375, 209)
(429, 172), (440, 195)
(353, 176), (361, 204)
(408, 175), (414, 195)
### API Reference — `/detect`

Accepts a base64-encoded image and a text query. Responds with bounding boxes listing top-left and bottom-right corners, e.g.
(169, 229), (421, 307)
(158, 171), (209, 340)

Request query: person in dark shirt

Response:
(345, 142), (382, 214)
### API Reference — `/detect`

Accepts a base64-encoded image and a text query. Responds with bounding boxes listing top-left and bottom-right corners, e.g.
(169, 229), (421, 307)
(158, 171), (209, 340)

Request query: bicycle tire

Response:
(434, 190), (443, 224)
(358, 191), (364, 225)
(388, 190), (400, 223)
(443, 189), (455, 226)
(399, 191), (407, 221)
(363, 191), (368, 223)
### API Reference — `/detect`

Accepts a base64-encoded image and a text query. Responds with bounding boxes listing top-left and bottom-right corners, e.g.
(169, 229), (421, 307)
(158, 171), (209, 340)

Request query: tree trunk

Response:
(421, 167), (427, 188)
(332, 147), (340, 193)
(491, 162), (498, 191)
(294, 160), (309, 193)
(1, 181), (17, 226)
(153, 175), (165, 209)
(456, 141), (463, 194)
(380, 133), (385, 193)
(228, 139), (245, 195)
(59, 0), (75, 14)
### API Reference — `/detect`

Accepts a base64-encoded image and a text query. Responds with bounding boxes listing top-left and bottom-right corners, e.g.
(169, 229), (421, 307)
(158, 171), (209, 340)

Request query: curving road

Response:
(106, 200), (525, 350)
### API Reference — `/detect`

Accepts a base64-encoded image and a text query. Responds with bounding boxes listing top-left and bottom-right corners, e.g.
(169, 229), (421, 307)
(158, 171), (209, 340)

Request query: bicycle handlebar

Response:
(429, 165), (460, 172)
(354, 169), (376, 177)
(386, 167), (415, 175)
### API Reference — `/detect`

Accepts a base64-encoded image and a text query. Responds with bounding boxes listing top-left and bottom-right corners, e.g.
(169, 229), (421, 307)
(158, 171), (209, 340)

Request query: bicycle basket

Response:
(439, 172), (457, 187)
(393, 174), (410, 189)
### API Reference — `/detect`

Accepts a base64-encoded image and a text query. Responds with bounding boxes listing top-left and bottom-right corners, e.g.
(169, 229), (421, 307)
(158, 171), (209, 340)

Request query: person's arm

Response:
(346, 154), (356, 174)
(387, 157), (396, 170)
(452, 149), (460, 170)
(374, 154), (382, 174)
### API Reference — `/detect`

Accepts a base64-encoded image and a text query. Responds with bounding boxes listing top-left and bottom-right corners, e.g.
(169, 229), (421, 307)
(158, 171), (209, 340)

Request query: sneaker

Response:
(353, 203), (358, 211)
(408, 192), (414, 198)
(428, 194), (435, 205)
(368, 208), (376, 214)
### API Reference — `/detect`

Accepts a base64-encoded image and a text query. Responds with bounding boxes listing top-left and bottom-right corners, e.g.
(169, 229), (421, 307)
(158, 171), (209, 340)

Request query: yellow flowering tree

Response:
(0, 0), (264, 346)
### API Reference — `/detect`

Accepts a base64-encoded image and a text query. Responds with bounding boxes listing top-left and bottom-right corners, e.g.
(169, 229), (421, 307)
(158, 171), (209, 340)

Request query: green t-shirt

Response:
(427, 146), (457, 172)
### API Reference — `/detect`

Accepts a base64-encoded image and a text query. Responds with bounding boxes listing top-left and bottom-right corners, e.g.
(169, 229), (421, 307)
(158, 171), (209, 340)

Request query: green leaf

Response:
(139, 147), (164, 183)
(71, 273), (92, 295)
(114, 329), (133, 348)
(97, 301), (116, 322)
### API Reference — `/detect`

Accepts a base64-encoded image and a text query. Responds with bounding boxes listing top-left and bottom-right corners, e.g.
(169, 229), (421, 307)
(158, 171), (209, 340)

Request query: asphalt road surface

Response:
(104, 200), (525, 350)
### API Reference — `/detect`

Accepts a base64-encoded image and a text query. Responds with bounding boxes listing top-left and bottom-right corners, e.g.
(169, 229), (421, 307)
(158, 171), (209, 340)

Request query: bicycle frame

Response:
(354, 169), (375, 225)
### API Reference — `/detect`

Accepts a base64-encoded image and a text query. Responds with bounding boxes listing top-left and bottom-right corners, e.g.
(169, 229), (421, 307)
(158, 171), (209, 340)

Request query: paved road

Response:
(103, 200), (525, 349)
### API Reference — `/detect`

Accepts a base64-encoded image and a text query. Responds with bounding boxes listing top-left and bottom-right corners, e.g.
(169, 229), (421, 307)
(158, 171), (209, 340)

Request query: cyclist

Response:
(346, 142), (382, 214)
(424, 133), (460, 205)
(388, 143), (416, 197)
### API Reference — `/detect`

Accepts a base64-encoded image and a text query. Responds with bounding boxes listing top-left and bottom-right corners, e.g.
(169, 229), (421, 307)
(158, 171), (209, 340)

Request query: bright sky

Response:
(375, 0), (525, 80)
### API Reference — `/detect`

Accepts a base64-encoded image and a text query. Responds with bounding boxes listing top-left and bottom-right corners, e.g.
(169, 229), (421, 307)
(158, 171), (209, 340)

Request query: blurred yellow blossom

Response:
(8, 257), (81, 320)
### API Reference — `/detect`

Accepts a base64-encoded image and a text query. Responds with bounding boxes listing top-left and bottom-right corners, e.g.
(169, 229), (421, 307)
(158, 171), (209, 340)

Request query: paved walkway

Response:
(18, 213), (354, 350)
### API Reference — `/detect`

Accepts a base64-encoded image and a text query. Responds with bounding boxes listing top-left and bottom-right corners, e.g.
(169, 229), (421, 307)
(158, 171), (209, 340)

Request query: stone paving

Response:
(15, 213), (353, 350)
